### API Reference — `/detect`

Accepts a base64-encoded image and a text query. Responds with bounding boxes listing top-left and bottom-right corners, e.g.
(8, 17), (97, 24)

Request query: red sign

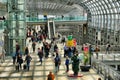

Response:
(73, 39), (77, 47)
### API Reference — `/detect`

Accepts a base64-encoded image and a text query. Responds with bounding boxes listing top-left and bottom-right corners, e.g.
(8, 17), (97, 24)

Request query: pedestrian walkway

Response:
(0, 39), (103, 80)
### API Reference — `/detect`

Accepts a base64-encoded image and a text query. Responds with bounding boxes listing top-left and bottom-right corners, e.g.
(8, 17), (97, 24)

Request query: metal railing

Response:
(90, 45), (120, 52)
(99, 54), (120, 61)
(54, 16), (87, 21)
(91, 56), (120, 80)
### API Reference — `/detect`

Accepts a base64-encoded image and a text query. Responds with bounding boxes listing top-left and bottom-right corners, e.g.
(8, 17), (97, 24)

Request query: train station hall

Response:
(0, 0), (120, 80)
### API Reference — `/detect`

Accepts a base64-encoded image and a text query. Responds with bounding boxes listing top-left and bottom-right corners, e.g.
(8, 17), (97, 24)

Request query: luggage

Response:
(23, 64), (27, 70)
(15, 63), (19, 71)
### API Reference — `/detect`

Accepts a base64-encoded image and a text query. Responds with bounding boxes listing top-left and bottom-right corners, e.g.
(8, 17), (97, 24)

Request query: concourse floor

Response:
(0, 39), (103, 80)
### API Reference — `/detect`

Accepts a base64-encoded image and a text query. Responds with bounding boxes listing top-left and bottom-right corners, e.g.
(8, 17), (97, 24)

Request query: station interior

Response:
(0, 0), (120, 80)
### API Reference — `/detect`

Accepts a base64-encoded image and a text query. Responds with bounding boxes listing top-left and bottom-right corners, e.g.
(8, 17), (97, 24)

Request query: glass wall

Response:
(0, 0), (7, 3)
(6, 0), (26, 54)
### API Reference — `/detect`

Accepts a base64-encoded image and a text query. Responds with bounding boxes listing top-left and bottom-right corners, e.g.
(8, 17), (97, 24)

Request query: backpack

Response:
(55, 57), (60, 62)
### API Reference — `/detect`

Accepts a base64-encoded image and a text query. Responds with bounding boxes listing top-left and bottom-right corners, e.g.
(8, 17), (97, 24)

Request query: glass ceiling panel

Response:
(115, 14), (118, 19)
(114, 8), (117, 13)
(104, 4), (108, 9)
(108, 3), (111, 8)
(97, 5), (102, 12)
(26, 0), (120, 17)
(105, 0), (108, 3)
(118, 7), (120, 14)
(95, 2), (99, 11)
(101, 0), (105, 5)
(98, 1), (101, 5)
(101, 5), (104, 10)
(106, 9), (109, 13)
(110, 9), (114, 13)
(91, 4), (96, 13)
(116, 2), (119, 7)
(109, 0), (113, 2)
(111, 2), (115, 8)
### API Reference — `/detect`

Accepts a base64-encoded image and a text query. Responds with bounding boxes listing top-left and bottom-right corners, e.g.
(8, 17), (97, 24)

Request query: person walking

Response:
(54, 53), (61, 73)
(45, 43), (50, 58)
(106, 44), (110, 54)
(12, 52), (16, 65)
(17, 54), (23, 70)
(65, 56), (69, 72)
(25, 54), (32, 71)
(32, 42), (36, 53)
(95, 45), (100, 59)
(54, 43), (58, 53)
(63, 45), (68, 58)
(24, 47), (29, 55)
(16, 41), (20, 54)
(37, 47), (43, 65)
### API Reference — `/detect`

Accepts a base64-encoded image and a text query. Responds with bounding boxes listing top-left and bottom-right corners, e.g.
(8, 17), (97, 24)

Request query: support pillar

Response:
(6, 0), (26, 54)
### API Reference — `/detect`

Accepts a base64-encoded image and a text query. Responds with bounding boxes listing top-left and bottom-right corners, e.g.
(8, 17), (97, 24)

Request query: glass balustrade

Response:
(26, 16), (87, 22)
(0, 0), (7, 3)
(0, 21), (4, 30)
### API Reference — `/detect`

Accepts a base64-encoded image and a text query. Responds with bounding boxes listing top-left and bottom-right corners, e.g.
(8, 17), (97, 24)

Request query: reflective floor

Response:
(0, 39), (103, 80)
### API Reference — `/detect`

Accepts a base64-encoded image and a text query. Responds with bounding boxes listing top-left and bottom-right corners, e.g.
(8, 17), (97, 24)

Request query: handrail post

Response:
(102, 54), (103, 61)
(114, 55), (115, 61)
(97, 64), (99, 74)
(104, 69), (107, 80)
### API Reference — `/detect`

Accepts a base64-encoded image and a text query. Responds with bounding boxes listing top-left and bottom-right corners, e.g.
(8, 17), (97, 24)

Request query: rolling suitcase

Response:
(23, 64), (27, 70)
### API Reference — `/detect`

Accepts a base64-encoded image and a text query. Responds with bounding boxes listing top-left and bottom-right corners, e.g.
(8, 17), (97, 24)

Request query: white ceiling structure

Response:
(0, 0), (85, 17)
(26, 0), (80, 15)
(0, 0), (119, 18)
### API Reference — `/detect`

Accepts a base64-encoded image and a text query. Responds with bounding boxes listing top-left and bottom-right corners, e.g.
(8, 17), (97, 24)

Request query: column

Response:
(47, 21), (51, 39)
(7, 0), (26, 54)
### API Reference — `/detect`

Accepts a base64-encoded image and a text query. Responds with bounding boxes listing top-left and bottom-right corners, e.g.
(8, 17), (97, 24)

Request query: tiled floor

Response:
(0, 39), (103, 80)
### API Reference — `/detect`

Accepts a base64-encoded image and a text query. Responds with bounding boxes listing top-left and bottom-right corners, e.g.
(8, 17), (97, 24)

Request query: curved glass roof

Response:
(0, 0), (119, 30)
(78, 0), (119, 31)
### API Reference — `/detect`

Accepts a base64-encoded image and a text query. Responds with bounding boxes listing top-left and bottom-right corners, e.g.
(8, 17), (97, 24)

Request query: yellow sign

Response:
(66, 40), (74, 47)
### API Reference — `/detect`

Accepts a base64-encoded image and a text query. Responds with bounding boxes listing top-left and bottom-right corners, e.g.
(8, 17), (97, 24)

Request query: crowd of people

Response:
(11, 26), (103, 80)
(12, 41), (32, 71)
